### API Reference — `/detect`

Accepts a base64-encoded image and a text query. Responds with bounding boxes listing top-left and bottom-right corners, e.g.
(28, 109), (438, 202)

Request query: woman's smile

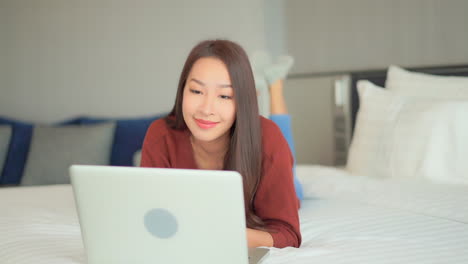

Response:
(195, 118), (220, 129)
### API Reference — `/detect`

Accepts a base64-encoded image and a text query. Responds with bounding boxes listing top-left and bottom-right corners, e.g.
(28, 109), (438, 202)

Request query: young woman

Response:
(140, 39), (301, 248)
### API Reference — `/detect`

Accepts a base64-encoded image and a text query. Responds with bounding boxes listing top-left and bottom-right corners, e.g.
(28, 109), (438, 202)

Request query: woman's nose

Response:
(200, 94), (215, 116)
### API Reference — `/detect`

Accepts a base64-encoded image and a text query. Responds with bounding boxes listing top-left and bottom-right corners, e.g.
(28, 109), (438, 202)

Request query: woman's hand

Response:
(246, 228), (274, 248)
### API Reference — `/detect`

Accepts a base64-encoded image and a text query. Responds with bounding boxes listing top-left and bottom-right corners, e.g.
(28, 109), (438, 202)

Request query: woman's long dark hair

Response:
(167, 39), (264, 229)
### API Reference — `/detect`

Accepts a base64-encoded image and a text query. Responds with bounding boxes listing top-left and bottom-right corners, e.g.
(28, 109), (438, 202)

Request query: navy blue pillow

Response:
(56, 117), (84, 126)
(0, 117), (33, 185)
(81, 114), (167, 166)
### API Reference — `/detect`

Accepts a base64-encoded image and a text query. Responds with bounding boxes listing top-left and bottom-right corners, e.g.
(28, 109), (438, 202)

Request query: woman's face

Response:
(182, 57), (236, 143)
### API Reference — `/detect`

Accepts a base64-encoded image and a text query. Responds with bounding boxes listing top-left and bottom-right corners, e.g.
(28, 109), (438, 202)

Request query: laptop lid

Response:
(70, 165), (248, 264)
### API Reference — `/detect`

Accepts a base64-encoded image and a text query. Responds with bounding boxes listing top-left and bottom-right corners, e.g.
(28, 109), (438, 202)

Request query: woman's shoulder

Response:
(147, 118), (170, 136)
(145, 117), (184, 144)
(259, 115), (283, 139)
(259, 116), (289, 155)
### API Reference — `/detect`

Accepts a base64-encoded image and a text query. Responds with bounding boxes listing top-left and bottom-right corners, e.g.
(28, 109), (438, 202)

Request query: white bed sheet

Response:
(262, 165), (468, 264)
(0, 165), (467, 264)
(0, 185), (83, 264)
(267, 199), (468, 264)
(297, 165), (468, 224)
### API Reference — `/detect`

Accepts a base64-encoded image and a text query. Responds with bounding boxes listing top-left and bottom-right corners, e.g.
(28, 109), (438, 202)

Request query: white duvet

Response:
(265, 165), (468, 264)
(1, 165), (467, 264)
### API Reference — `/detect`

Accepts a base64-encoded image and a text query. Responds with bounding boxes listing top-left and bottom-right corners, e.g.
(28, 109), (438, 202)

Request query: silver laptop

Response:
(70, 165), (269, 264)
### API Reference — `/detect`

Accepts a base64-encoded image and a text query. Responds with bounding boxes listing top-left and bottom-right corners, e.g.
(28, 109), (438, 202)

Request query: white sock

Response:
(250, 51), (273, 117)
(250, 50), (272, 73)
(253, 71), (270, 117)
(264, 55), (294, 85)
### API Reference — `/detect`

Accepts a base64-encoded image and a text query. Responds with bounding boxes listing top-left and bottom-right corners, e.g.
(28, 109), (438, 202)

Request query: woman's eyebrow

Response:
(189, 78), (232, 88)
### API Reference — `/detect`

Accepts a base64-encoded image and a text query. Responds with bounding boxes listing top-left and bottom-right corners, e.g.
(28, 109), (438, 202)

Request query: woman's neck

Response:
(190, 134), (229, 170)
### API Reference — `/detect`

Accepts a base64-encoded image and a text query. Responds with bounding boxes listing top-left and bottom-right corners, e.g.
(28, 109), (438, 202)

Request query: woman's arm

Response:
(246, 228), (273, 248)
(254, 118), (302, 248)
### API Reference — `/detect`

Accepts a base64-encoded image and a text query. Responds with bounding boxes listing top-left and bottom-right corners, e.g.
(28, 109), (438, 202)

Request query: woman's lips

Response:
(195, 118), (219, 129)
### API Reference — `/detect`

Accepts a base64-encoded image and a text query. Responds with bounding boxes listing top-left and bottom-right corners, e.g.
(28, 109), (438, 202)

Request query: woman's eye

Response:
(219, 95), (232, 100)
(190, 89), (201, 95)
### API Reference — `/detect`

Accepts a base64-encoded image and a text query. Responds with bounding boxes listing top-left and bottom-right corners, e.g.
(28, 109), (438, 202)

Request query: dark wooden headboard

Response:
(349, 64), (468, 134)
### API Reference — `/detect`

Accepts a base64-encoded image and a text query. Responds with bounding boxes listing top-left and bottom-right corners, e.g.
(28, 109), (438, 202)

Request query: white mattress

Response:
(1, 165), (467, 264)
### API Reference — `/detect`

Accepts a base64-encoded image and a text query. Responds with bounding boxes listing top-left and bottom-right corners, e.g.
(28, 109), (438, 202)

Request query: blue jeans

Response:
(270, 115), (304, 202)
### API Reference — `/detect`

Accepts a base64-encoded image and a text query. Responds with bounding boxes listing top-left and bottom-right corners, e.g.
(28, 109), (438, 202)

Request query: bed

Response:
(1, 64), (468, 263)
(1, 166), (468, 264)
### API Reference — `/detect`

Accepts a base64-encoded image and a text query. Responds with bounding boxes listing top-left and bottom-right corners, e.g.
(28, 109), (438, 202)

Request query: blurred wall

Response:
(0, 0), (266, 123)
(285, 0), (468, 74)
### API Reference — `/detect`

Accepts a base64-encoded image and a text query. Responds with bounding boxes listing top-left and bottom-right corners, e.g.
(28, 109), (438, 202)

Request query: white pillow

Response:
(346, 80), (468, 185)
(386, 65), (468, 98)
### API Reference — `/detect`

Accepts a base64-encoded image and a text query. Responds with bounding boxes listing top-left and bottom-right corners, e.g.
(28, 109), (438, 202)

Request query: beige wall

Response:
(0, 0), (266, 123)
(284, 76), (339, 165)
(285, 0), (468, 74)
